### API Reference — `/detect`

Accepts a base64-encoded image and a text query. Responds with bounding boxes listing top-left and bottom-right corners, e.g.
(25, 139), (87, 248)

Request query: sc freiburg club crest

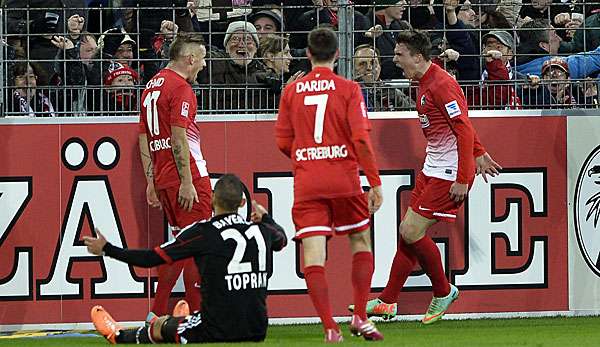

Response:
(574, 144), (600, 277)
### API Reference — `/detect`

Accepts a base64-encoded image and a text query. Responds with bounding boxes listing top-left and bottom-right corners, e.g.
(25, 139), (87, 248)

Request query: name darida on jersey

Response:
(296, 79), (336, 93)
(296, 145), (348, 162)
(225, 272), (268, 291)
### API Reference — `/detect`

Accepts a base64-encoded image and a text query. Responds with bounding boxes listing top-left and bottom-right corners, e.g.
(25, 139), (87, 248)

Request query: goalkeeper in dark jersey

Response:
(84, 174), (288, 344)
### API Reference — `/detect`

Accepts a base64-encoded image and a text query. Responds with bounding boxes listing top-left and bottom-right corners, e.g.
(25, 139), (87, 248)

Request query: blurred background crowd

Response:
(1, 0), (599, 116)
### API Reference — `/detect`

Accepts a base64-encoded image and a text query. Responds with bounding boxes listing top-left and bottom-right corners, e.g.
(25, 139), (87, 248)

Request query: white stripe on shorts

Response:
(433, 212), (456, 218)
(296, 226), (332, 236)
(334, 218), (370, 232)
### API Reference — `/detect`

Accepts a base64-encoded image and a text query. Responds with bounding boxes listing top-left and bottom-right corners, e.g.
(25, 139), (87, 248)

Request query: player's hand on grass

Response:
(368, 185), (383, 214)
(178, 181), (198, 212)
(449, 182), (468, 202)
(84, 228), (107, 256)
(146, 183), (161, 209)
(251, 200), (268, 223)
(476, 152), (502, 183)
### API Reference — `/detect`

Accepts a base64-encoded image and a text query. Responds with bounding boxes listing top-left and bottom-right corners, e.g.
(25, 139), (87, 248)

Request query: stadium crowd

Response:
(1, 0), (600, 116)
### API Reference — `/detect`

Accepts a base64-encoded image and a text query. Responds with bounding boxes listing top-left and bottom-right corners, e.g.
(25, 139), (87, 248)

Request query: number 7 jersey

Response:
(275, 67), (372, 202)
(138, 68), (209, 190)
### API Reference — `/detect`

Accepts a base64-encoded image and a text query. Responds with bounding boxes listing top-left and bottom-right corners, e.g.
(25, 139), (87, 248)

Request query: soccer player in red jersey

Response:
(138, 33), (211, 319)
(275, 27), (384, 343)
(350, 30), (502, 324)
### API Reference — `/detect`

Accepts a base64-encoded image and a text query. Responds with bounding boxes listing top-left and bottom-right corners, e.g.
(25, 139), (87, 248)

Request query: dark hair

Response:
(169, 32), (205, 61)
(519, 19), (550, 46)
(395, 30), (431, 61)
(213, 174), (244, 211)
(307, 27), (338, 63)
(483, 10), (511, 29)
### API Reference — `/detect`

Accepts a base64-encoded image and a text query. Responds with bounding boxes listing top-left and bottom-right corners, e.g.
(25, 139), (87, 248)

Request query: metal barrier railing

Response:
(1, 2), (600, 116)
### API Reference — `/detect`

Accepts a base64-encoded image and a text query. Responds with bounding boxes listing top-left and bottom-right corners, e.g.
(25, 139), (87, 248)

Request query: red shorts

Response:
(292, 193), (371, 241)
(409, 172), (473, 223)
(158, 176), (212, 230)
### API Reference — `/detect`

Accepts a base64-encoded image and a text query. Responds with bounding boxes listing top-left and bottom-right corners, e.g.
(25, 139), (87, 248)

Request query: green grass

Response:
(1, 317), (599, 346)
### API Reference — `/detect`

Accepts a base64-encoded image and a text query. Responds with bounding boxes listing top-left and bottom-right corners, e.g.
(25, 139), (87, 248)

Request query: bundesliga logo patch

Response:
(181, 102), (190, 117)
(445, 100), (461, 118)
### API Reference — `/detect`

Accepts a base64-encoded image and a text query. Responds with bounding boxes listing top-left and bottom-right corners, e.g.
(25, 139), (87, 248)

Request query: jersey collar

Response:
(418, 62), (438, 85)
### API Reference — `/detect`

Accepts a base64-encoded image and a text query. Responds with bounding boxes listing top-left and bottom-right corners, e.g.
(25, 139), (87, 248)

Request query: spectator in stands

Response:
(4, 0), (87, 85)
(404, 0), (438, 29)
(51, 34), (92, 115)
(188, 0), (253, 48)
(290, 0), (371, 49)
(197, 21), (280, 112)
(257, 35), (305, 104)
(257, 35), (305, 85)
(9, 62), (55, 117)
(517, 19), (600, 79)
(523, 57), (577, 107)
(364, 0), (408, 80)
(558, 5), (600, 53)
(92, 26), (160, 86)
(495, 0), (524, 27)
(250, 9), (284, 34)
(123, 0), (193, 33)
(519, 0), (570, 24)
(437, 0), (480, 81)
(465, 30), (523, 109)
(101, 63), (139, 116)
(353, 44), (414, 111)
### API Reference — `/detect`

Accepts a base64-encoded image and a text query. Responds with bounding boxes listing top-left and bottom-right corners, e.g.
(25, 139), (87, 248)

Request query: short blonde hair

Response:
(169, 32), (205, 61)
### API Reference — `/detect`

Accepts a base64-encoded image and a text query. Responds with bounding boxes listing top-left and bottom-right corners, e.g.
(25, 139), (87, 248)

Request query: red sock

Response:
(304, 265), (338, 331)
(352, 252), (374, 320)
(183, 258), (202, 312)
(408, 236), (450, 297)
(152, 260), (185, 315)
(379, 239), (417, 303)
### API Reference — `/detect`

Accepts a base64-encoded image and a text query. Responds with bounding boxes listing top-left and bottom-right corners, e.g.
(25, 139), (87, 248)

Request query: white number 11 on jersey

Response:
(143, 91), (161, 136)
(304, 94), (329, 144)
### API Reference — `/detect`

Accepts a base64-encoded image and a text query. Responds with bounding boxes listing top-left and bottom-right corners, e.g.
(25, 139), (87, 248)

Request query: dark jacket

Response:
(559, 13), (600, 54)
(5, 0), (87, 81)
(290, 8), (371, 49)
(197, 48), (280, 113)
(365, 11), (405, 80)
(52, 44), (99, 115)
(440, 20), (480, 82)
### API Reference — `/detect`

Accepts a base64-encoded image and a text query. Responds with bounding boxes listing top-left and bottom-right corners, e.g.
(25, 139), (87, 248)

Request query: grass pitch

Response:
(0, 316), (598, 346)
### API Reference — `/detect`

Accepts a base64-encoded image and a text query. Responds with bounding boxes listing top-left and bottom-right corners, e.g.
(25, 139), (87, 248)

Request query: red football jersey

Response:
(415, 63), (485, 184)
(138, 68), (208, 190)
(275, 67), (371, 202)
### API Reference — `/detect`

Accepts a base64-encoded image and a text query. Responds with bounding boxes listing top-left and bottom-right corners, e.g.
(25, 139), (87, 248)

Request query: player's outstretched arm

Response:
(476, 152), (502, 183)
(84, 228), (166, 268)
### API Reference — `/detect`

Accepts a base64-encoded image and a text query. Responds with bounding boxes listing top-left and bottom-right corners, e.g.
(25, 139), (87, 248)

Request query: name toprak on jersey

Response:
(212, 215), (268, 292)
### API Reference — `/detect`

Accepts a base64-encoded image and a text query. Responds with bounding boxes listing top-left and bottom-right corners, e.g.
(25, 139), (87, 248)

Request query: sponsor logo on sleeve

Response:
(445, 100), (461, 118)
(181, 102), (190, 118)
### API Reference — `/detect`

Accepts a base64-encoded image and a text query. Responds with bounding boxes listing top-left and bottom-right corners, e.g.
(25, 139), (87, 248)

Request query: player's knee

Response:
(348, 230), (371, 250)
